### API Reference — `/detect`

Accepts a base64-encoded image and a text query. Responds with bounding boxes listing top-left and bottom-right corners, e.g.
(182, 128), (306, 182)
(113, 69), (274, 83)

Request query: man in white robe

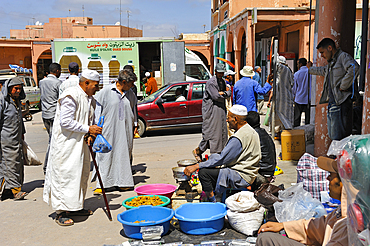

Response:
(92, 69), (137, 194)
(43, 69), (102, 226)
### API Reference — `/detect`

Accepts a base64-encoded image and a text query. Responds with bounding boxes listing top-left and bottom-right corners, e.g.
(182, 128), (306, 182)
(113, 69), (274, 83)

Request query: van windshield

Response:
(185, 64), (210, 80)
(139, 85), (169, 103)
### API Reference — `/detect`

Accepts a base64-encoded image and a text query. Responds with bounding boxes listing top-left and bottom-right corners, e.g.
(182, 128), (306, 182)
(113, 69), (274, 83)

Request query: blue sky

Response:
(0, 0), (211, 38)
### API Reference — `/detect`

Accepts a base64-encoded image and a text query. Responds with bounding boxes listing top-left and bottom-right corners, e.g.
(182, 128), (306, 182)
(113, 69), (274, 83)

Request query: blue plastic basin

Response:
(117, 205), (174, 239)
(175, 202), (227, 235)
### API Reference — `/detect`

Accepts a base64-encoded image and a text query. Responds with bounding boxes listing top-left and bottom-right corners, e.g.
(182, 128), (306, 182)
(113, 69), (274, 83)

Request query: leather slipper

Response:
(13, 191), (28, 200)
(55, 212), (74, 226)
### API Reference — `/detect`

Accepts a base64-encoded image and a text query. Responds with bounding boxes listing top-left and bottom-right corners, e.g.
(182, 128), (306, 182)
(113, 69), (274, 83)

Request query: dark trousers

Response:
(293, 103), (310, 127)
(198, 168), (220, 193)
(256, 232), (304, 246)
(327, 97), (353, 141)
(42, 118), (54, 174)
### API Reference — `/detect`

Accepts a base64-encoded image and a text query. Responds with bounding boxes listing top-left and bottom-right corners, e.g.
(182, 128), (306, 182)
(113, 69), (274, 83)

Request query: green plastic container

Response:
(122, 195), (170, 210)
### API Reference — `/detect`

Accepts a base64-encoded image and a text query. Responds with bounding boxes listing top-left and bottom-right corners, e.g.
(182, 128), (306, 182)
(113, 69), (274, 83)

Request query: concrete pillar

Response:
(314, 0), (356, 156)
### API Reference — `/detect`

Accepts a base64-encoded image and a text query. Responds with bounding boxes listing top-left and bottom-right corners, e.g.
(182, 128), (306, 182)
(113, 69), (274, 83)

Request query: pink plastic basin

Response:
(134, 184), (177, 199)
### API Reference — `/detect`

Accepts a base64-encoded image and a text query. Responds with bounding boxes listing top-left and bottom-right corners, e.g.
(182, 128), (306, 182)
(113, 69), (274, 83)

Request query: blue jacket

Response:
(233, 77), (272, 112)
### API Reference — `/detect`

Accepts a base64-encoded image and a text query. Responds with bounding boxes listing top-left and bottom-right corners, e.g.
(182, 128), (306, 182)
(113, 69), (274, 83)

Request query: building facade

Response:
(210, 0), (315, 82)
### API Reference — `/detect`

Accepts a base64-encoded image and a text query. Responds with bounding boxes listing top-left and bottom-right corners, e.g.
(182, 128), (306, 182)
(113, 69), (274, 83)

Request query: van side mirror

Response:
(156, 97), (164, 105)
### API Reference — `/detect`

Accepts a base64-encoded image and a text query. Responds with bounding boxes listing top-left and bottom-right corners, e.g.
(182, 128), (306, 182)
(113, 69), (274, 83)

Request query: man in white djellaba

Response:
(43, 69), (102, 226)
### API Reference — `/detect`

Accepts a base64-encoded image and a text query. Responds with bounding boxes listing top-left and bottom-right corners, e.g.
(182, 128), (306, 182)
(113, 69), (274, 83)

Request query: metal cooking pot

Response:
(177, 159), (197, 167)
(172, 167), (190, 181)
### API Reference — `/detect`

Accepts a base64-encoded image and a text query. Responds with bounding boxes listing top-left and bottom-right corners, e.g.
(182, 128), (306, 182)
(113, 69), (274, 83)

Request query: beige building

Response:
(10, 17), (142, 39)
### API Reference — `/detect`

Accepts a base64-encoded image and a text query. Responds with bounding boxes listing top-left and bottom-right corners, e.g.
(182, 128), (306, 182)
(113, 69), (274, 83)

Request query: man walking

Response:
(307, 38), (359, 140)
(92, 69), (138, 194)
(274, 55), (295, 131)
(43, 69), (102, 226)
(253, 66), (265, 114)
(59, 62), (80, 94)
(193, 63), (231, 161)
(293, 58), (310, 127)
(39, 63), (62, 174)
(233, 66), (272, 112)
(0, 78), (28, 200)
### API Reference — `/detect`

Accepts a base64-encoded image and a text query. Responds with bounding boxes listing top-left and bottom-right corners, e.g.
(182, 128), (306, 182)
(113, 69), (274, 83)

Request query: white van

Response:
(185, 48), (211, 81)
(0, 69), (41, 109)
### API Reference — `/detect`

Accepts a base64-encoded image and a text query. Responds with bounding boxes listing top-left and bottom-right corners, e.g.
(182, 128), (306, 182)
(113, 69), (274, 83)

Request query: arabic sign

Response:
(53, 40), (139, 85)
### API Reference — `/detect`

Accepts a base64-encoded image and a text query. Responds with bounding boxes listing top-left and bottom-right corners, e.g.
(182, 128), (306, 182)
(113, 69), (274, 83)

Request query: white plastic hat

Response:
(229, 104), (248, 116)
(81, 69), (100, 82)
(145, 72), (151, 77)
(224, 70), (236, 76)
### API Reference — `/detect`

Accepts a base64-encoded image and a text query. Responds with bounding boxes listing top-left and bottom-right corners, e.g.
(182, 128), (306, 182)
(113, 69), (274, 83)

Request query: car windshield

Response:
(185, 64), (210, 80)
(139, 85), (169, 103)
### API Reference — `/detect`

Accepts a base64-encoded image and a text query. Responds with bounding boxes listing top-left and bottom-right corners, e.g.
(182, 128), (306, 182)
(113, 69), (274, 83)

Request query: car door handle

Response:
(179, 104), (186, 106)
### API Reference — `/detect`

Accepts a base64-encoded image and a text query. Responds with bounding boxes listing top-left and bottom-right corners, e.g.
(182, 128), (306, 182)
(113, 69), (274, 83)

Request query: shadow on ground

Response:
(22, 179), (44, 193)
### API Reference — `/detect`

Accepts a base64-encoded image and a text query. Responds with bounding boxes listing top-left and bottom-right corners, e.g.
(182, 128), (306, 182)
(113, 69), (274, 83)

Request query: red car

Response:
(137, 80), (207, 137)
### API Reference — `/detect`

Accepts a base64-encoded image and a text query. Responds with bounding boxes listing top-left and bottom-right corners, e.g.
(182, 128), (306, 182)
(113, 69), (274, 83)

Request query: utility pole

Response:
(82, 5), (84, 18)
(127, 10), (131, 37)
(203, 24), (206, 33)
(119, 0), (122, 26)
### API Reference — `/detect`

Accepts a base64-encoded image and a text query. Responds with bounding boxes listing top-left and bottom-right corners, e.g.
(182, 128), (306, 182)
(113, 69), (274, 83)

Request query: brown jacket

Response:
(283, 189), (348, 246)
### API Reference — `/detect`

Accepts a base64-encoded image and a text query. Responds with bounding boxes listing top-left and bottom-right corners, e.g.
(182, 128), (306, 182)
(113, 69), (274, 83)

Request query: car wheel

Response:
(25, 114), (33, 121)
(137, 118), (146, 137)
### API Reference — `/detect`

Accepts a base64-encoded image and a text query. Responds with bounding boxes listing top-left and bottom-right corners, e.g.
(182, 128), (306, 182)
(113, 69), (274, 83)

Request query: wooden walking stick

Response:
(88, 144), (112, 221)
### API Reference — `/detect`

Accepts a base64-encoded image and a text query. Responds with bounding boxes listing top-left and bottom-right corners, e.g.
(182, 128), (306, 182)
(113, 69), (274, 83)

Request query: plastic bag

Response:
(22, 140), (42, 166)
(225, 191), (261, 213)
(273, 183), (327, 222)
(225, 191), (265, 236)
(263, 107), (270, 126)
(92, 116), (112, 153)
(331, 135), (370, 245)
(227, 206), (266, 236)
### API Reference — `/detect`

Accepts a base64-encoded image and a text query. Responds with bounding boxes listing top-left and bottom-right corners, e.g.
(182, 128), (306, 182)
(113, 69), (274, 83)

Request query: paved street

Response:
(0, 109), (298, 246)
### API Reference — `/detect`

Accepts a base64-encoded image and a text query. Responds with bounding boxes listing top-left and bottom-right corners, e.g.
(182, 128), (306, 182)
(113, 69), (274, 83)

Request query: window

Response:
(24, 77), (31, 87)
(30, 77), (36, 87)
(84, 26), (87, 31)
(161, 84), (189, 103)
(185, 64), (210, 80)
(191, 83), (205, 100)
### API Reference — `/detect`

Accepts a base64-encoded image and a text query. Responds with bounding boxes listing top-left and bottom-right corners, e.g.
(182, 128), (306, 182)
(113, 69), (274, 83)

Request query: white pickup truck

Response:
(0, 68), (41, 113)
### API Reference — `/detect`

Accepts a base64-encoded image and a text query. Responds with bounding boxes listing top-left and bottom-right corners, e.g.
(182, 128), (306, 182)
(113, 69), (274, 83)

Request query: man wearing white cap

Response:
(224, 70), (236, 86)
(233, 66), (272, 112)
(43, 69), (102, 226)
(185, 105), (261, 202)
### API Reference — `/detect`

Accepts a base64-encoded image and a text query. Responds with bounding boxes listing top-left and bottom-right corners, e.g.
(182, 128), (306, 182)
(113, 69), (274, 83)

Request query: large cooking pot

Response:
(177, 159), (197, 167)
(172, 167), (190, 181)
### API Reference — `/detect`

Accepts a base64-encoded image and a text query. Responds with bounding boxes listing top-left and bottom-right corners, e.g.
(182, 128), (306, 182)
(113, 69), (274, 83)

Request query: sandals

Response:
(67, 209), (93, 216)
(55, 212), (74, 226)
(13, 191), (28, 200)
(192, 148), (202, 163)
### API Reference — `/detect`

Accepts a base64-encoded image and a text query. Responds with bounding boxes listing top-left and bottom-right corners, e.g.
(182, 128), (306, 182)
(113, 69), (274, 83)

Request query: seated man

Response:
(246, 111), (277, 190)
(256, 156), (347, 246)
(175, 88), (186, 101)
(184, 105), (261, 202)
